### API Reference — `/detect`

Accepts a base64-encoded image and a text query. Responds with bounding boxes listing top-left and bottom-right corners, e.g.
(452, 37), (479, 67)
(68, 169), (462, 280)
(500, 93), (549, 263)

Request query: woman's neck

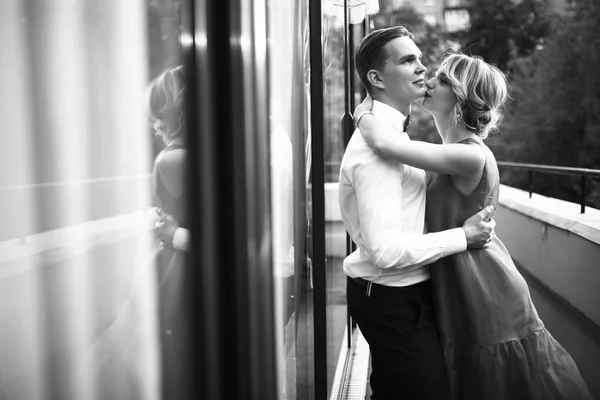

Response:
(170, 135), (185, 146)
(433, 114), (476, 144)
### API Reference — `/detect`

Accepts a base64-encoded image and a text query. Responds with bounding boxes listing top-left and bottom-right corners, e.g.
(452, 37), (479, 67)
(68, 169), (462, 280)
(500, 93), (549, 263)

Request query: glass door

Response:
(265, 0), (315, 398)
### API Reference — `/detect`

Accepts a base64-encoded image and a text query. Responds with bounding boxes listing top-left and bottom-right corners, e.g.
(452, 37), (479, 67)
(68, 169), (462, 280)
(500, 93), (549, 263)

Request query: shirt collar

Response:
(371, 100), (407, 133)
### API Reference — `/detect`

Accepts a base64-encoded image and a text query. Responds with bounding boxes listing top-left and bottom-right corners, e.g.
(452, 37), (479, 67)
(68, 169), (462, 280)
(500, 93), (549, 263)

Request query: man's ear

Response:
(367, 69), (384, 90)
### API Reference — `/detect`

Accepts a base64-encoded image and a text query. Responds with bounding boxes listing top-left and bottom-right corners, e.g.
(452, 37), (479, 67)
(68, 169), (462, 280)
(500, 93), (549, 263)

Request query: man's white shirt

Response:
(338, 100), (467, 287)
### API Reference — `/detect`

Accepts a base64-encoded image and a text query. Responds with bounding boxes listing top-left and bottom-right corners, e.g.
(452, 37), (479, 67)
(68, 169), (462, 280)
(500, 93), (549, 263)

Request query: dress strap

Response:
(457, 137), (482, 146)
(163, 143), (185, 152)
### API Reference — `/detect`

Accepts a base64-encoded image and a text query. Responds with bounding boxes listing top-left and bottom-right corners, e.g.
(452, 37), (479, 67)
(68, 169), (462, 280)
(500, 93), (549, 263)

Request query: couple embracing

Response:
(339, 26), (591, 400)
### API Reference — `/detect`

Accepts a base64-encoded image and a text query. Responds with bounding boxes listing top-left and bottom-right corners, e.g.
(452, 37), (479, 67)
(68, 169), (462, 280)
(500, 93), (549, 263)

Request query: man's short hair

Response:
(354, 26), (414, 92)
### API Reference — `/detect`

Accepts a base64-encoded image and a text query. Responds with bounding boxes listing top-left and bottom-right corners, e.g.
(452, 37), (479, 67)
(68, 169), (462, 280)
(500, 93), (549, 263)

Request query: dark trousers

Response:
(347, 277), (449, 400)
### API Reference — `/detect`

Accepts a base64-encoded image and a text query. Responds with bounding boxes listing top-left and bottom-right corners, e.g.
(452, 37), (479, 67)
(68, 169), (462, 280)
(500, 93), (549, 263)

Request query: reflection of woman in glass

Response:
(90, 66), (189, 399)
(147, 65), (191, 399)
(355, 53), (590, 399)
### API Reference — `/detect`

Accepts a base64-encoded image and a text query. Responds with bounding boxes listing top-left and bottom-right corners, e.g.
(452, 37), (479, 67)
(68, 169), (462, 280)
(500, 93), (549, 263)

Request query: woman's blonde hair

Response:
(147, 66), (185, 144)
(438, 53), (509, 139)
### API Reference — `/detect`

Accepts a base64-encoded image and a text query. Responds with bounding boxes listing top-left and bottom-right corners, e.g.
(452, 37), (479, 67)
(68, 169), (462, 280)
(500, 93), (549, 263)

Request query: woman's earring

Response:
(457, 110), (462, 120)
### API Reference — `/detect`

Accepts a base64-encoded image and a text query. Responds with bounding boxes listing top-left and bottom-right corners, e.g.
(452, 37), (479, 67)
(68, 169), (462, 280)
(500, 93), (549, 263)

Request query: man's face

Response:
(376, 37), (427, 104)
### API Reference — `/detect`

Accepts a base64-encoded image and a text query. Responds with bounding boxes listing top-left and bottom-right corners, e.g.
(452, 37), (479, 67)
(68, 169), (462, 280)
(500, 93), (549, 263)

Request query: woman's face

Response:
(421, 67), (458, 116)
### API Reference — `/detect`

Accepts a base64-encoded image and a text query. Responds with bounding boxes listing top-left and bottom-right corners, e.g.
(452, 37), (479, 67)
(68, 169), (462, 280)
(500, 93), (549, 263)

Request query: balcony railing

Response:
(327, 160), (600, 214)
(497, 161), (600, 214)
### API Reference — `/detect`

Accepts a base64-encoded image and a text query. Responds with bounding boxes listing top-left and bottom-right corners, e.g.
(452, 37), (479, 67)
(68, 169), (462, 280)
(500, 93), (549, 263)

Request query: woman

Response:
(147, 65), (191, 400)
(354, 53), (591, 399)
(86, 66), (189, 399)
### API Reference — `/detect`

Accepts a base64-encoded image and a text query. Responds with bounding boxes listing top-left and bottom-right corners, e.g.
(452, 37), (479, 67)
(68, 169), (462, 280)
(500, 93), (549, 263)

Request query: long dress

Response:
(426, 138), (591, 400)
(152, 142), (191, 400)
(69, 143), (189, 400)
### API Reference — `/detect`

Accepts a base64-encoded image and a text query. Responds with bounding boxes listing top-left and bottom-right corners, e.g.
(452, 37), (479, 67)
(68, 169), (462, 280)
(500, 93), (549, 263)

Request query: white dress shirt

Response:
(338, 100), (467, 287)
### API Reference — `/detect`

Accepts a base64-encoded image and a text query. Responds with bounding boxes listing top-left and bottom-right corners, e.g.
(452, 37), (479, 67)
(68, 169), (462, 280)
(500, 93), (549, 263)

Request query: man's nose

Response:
(416, 60), (426, 74)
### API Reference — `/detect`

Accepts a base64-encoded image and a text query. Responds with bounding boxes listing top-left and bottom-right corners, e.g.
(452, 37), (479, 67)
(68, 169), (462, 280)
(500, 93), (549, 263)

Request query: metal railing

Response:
(497, 161), (600, 214)
(323, 160), (600, 213)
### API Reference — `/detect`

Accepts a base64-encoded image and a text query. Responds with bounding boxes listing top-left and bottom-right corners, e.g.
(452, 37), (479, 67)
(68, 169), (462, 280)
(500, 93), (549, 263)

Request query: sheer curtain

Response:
(0, 1), (166, 399)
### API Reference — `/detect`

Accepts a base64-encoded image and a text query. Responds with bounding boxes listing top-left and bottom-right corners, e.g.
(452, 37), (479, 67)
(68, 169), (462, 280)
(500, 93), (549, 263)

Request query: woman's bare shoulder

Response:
(155, 148), (186, 171)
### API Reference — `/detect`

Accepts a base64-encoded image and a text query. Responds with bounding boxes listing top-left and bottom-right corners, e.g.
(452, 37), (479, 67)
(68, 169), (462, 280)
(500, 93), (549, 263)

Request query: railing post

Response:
(581, 176), (586, 214)
(528, 171), (533, 198)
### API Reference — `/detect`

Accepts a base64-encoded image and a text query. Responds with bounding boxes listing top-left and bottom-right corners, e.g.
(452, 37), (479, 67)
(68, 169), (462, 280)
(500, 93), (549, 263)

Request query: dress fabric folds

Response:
(425, 138), (591, 400)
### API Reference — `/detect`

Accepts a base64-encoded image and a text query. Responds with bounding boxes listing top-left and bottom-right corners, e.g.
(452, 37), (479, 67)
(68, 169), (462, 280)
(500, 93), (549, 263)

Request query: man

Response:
(338, 26), (494, 399)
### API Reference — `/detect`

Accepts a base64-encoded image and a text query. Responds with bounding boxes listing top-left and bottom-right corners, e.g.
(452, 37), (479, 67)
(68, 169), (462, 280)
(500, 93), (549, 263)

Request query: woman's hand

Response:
(353, 94), (374, 126)
(156, 208), (180, 248)
(353, 94), (389, 154)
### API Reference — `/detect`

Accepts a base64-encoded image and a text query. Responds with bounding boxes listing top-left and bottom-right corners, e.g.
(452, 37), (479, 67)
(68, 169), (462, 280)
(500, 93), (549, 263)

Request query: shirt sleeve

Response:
(172, 228), (190, 252)
(350, 156), (466, 269)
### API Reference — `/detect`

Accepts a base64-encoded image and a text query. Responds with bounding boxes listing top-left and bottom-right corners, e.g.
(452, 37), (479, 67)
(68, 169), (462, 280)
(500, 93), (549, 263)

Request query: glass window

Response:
(321, 5), (350, 398)
(266, 0), (313, 398)
(0, 1), (187, 398)
(445, 9), (470, 32)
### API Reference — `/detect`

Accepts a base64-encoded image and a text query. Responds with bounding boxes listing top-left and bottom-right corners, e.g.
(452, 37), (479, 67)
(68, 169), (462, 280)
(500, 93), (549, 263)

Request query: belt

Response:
(349, 276), (430, 297)
(349, 277), (380, 297)
(351, 277), (373, 287)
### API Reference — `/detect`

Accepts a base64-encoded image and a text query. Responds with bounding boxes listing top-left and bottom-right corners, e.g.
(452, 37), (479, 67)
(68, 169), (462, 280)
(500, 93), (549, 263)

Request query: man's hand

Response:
(462, 206), (496, 249)
(156, 208), (180, 249)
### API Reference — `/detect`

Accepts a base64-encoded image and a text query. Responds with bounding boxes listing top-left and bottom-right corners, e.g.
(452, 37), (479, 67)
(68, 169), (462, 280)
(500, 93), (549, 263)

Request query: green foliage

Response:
(147, 0), (182, 157)
(373, 6), (449, 68)
(454, 0), (551, 72)
(493, 0), (600, 207)
(148, 0), (182, 77)
(322, 21), (347, 176)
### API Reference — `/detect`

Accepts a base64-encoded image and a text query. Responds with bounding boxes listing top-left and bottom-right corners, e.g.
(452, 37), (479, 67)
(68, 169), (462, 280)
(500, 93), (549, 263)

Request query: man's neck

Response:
(372, 93), (411, 116)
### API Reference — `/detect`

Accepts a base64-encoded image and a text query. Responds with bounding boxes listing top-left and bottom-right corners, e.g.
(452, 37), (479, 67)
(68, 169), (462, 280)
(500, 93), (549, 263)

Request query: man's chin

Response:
(410, 91), (427, 103)
(420, 98), (433, 112)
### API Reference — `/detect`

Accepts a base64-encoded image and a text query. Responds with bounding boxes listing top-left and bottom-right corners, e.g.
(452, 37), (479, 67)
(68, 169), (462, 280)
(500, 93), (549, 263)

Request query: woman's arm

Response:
(359, 114), (485, 176)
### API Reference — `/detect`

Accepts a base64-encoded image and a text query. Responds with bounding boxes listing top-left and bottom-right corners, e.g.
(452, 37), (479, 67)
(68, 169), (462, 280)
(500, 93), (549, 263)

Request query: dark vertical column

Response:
(188, 0), (276, 398)
(342, 0), (354, 348)
(187, 0), (225, 398)
(349, 23), (357, 113)
(342, 0), (353, 148)
(360, 15), (369, 99)
(229, 0), (277, 397)
(308, 0), (327, 398)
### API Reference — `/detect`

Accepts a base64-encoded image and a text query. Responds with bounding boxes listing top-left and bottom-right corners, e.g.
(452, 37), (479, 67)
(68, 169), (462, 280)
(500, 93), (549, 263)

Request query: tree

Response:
(495, 0), (600, 207)
(455, 0), (551, 72)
